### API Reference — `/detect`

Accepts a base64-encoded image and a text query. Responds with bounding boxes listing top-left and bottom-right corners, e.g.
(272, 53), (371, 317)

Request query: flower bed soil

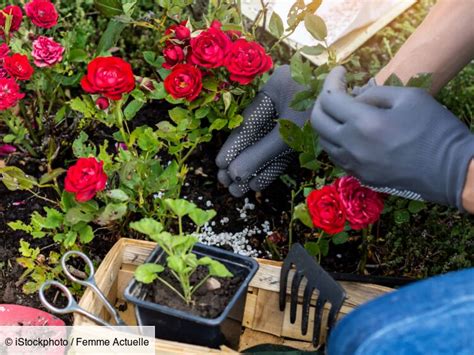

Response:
(144, 265), (243, 318)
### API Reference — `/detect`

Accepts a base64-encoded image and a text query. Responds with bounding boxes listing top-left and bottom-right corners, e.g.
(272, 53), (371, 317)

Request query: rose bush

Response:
(80, 56), (136, 100)
(64, 157), (108, 202)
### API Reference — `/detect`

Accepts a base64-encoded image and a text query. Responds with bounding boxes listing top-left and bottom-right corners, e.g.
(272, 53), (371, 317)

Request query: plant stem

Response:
(358, 228), (369, 274)
(156, 275), (187, 303)
(190, 273), (210, 298)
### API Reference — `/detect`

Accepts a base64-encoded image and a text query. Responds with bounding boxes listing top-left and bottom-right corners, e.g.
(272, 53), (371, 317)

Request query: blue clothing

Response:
(328, 268), (474, 355)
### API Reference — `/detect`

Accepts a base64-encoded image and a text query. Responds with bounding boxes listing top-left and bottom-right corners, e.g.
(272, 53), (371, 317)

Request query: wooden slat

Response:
(239, 328), (319, 352)
(252, 289), (284, 337)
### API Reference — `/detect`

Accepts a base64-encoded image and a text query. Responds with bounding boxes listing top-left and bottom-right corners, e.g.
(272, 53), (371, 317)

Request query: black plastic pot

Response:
(124, 243), (259, 348)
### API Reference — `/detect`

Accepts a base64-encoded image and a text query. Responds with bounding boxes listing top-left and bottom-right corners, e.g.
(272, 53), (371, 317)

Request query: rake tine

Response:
(301, 284), (314, 335)
(290, 269), (305, 323)
(327, 299), (344, 332)
(312, 296), (326, 347)
(279, 259), (292, 311)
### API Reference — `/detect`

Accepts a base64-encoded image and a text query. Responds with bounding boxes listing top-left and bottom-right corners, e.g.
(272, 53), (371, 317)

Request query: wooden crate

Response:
(74, 238), (392, 354)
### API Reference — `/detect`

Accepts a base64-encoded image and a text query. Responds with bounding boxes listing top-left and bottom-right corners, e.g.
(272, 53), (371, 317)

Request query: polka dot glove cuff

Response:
(216, 65), (313, 197)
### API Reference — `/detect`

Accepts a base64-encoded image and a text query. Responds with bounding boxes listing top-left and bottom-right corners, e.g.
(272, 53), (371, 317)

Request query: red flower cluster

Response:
(81, 56), (136, 101)
(64, 157), (108, 202)
(162, 20), (272, 101)
(0, 1), (59, 110)
(307, 176), (384, 235)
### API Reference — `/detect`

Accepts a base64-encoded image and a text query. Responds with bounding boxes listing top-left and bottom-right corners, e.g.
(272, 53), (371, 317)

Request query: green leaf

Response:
(168, 107), (189, 123)
(94, 0), (123, 17)
(124, 99), (144, 121)
(209, 118), (227, 132)
(76, 223), (94, 244)
(287, 0), (305, 28)
(228, 114), (243, 129)
(384, 74), (404, 87)
(64, 207), (95, 225)
(290, 89), (315, 111)
(406, 73), (432, 90)
(69, 97), (96, 119)
(195, 107), (210, 119)
(408, 200), (426, 214)
(106, 189), (130, 202)
(304, 14), (327, 41)
(130, 218), (164, 238)
(143, 51), (162, 68)
(304, 241), (319, 256)
(332, 232), (349, 245)
(137, 127), (159, 151)
(96, 19), (127, 55)
(96, 203), (127, 226)
(0, 166), (37, 191)
(300, 44), (325, 56)
(222, 92), (232, 113)
(164, 199), (196, 218)
(269, 11), (284, 38)
(8, 220), (33, 234)
(299, 152), (319, 171)
(290, 52), (313, 86)
(279, 119), (303, 151)
(72, 131), (96, 158)
(188, 209), (217, 227)
(207, 260), (233, 278)
(39, 168), (66, 185)
(167, 255), (186, 274)
(185, 253), (198, 268)
(319, 238), (329, 256)
(68, 48), (88, 62)
(394, 209), (410, 225)
(43, 207), (63, 229)
(294, 203), (313, 228)
(64, 230), (78, 247)
(135, 263), (164, 283)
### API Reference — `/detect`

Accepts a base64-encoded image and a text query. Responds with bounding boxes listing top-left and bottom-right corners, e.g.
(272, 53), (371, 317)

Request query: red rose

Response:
(0, 78), (24, 110)
(4, 54), (34, 81)
(162, 45), (185, 69)
(81, 56), (135, 101)
(0, 43), (10, 62)
(189, 28), (231, 68)
(165, 21), (190, 42)
(335, 176), (384, 230)
(64, 157), (108, 202)
(0, 5), (23, 36)
(24, 0), (58, 29)
(307, 185), (346, 235)
(164, 64), (202, 101)
(225, 39), (272, 85)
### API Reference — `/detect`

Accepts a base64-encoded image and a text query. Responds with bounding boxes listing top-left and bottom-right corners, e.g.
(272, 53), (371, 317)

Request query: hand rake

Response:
(279, 243), (346, 347)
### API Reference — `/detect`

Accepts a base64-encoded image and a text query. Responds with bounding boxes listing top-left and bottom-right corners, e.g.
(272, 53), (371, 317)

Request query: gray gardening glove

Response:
(216, 65), (312, 197)
(311, 66), (474, 210)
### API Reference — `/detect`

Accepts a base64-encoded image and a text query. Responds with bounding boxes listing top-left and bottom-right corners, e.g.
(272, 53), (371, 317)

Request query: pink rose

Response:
(31, 36), (64, 67)
(334, 176), (384, 230)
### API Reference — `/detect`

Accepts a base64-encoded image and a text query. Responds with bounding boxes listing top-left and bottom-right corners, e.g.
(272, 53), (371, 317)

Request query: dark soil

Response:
(145, 265), (243, 319)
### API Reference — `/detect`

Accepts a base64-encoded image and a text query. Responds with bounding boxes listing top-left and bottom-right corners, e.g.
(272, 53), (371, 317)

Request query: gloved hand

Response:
(216, 65), (312, 197)
(311, 66), (474, 210)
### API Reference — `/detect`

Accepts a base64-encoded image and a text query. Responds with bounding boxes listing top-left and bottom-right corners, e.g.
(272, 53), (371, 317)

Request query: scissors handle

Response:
(61, 251), (126, 326)
(39, 280), (113, 327)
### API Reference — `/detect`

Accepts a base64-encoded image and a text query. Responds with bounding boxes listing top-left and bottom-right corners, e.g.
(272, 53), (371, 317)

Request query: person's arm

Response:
(374, 0), (474, 94)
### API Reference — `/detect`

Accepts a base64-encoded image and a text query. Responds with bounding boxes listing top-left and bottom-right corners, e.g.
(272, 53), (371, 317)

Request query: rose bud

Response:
(95, 97), (110, 110)
(115, 142), (128, 152)
(0, 144), (16, 156)
(162, 45), (185, 69)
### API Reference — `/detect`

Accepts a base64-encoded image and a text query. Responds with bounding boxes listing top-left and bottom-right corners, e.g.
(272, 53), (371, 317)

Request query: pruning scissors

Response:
(39, 250), (126, 327)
